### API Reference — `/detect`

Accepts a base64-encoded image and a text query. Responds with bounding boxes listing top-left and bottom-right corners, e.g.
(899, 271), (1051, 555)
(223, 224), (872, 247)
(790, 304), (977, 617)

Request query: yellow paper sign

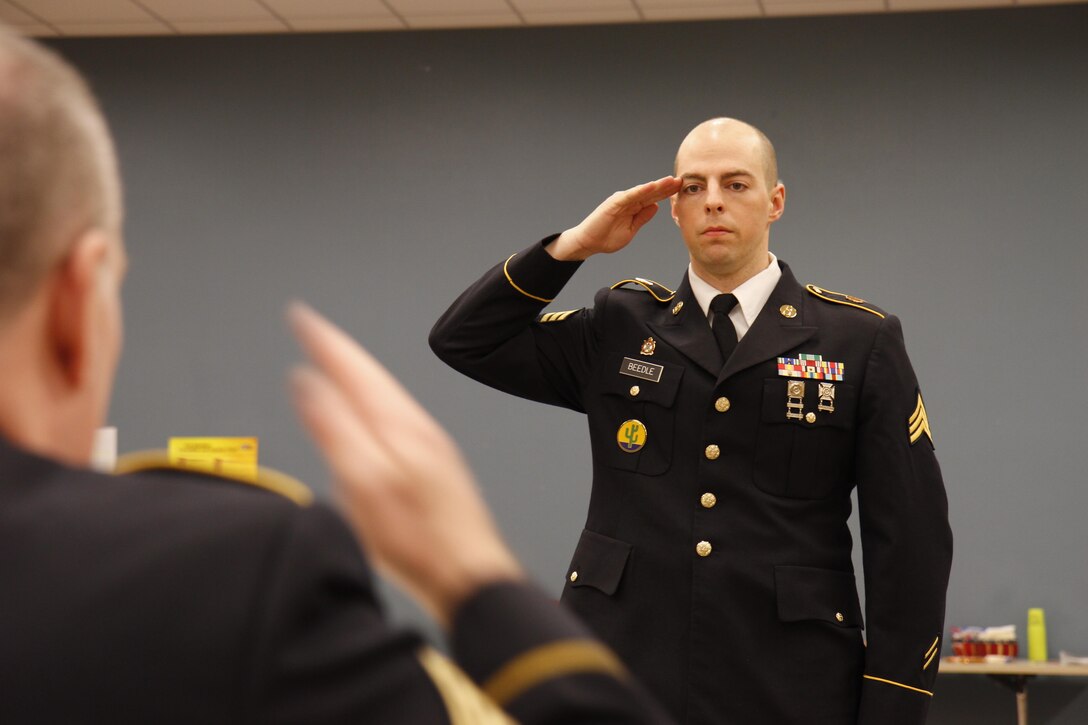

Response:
(168, 437), (258, 482)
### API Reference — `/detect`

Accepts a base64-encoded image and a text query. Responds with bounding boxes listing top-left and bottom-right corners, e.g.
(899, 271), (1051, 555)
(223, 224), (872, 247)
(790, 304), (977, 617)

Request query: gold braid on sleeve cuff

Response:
(503, 254), (555, 303)
(417, 647), (514, 725)
(482, 639), (628, 707)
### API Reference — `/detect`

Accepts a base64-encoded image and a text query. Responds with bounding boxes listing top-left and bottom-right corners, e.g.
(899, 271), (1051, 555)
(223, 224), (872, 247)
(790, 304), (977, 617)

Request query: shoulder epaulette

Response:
(609, 277), (676, 303)
(805, 284), (886, 319)
(114, 449), (314, 506)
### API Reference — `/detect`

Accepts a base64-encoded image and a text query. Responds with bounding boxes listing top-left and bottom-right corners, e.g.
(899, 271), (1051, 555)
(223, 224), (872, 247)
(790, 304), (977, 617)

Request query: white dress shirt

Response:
(687, 252), (782, 342)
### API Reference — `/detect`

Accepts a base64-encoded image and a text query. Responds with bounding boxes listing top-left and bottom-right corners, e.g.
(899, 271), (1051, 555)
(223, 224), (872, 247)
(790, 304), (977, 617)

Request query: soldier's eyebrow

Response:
(680, 170), (755, 182)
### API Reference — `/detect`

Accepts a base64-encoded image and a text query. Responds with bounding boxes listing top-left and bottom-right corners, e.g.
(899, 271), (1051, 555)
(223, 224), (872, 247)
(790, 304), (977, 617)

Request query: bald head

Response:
(675, 118), (778, 192)
(0, 29), (121, 319)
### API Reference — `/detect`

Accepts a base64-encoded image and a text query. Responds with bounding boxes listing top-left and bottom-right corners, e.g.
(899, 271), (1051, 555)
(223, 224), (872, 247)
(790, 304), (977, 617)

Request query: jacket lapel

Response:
(645, 274), (723, 378)
(718, 262), (816, 383)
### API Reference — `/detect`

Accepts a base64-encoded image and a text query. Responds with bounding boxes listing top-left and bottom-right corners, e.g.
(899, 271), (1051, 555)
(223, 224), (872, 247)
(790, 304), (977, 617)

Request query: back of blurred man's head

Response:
(0, 30), (127, 466)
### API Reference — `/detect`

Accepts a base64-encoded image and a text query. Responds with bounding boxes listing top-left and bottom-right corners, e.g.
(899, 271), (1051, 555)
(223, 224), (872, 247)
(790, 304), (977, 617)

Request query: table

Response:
(939, 659), (1088, 725)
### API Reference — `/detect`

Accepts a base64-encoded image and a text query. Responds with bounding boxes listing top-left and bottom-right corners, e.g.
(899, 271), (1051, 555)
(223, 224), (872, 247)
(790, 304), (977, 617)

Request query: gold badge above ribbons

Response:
(616, 419), (647, 453)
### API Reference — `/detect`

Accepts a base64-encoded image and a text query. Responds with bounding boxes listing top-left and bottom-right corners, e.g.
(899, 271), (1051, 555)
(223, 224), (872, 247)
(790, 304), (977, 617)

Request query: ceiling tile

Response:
(888, 0), (1005, 8)
(138, 0), (275, 21)
(10, 0), (1081, 36)
(4, 22), (59, 35)
(11, 0), (152, 22)
(403, 11), (521, 27)
(390, 0), (511, 12)
(641, 2), (761, 19)
(263, 0), (396, 18)
(763, 0), (884, 14)
(637, 0), (748, 7)
(1, 1), (38, 23)
(523, 7), (641, 22)
(288, 16), (406, 30)
(53, 19), (173, 34)
(515, 0), (632, 9)
(169, 17), (289, 32)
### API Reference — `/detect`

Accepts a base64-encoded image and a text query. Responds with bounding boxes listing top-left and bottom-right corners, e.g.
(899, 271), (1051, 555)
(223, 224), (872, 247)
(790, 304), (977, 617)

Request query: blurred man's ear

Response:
(46, 229), (113, 389)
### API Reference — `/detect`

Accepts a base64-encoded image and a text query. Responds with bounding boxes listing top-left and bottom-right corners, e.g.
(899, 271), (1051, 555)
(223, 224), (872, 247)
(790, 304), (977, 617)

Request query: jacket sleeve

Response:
(451, 582), (675, 724)
(246, 502), (451, 724)
(429, 237), (599, 413)
(247, 502), (674, 725)
(854, 315), (954, 725)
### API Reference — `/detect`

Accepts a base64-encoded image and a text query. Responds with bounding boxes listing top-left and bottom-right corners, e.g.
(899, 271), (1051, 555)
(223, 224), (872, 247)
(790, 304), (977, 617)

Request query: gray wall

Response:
(50, 5), (1088, 722)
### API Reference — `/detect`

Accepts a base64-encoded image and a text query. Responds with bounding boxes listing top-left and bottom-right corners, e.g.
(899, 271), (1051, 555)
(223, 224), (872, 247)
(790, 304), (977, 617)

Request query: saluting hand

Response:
(288, 303), (523, 627)
(548, 175), (682, 261)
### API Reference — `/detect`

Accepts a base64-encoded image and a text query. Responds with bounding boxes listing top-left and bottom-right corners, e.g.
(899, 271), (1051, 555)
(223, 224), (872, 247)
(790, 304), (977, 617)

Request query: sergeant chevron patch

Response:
(538, 309), (580, 323)
(908, 393), (934, 447)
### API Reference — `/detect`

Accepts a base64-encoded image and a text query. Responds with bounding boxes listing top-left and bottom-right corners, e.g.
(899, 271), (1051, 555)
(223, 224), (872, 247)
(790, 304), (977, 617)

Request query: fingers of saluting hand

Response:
(610, 175), (682, 211)
(290, 364), (392, 496)
(287, 301), (473, 525)
(287, 302), (452, 459)
(287, 302), (522, 623)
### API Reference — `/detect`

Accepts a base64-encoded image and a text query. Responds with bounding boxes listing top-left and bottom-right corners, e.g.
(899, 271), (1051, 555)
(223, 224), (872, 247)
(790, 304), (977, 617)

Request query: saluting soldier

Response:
(430, 118), (953, 724)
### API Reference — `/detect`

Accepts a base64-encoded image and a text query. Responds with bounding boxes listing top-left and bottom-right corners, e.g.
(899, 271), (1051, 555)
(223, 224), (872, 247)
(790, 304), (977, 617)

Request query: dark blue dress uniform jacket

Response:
(430, 239), (954, 725)
(0, 436), (673, 725)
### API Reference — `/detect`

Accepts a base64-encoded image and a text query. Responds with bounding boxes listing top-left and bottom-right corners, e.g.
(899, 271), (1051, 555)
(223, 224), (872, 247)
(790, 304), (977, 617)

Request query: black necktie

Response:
(709, 293), (739, 363)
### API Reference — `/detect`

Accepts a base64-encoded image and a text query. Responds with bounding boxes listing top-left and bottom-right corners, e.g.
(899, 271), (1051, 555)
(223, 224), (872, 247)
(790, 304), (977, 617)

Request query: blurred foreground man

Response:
(0, 29), (672, 724)
(431, 118), (953, 724)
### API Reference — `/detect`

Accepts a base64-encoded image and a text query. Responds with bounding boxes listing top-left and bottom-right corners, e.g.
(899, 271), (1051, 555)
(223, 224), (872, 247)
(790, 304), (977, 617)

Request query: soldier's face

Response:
(670, 124), (784, 286)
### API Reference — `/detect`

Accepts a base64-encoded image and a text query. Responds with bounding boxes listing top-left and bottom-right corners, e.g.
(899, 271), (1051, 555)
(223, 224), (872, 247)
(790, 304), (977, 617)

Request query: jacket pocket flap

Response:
(601, 354), (683, 408)
(568, 529), (632, 596)
(775, 565), (864, 629)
